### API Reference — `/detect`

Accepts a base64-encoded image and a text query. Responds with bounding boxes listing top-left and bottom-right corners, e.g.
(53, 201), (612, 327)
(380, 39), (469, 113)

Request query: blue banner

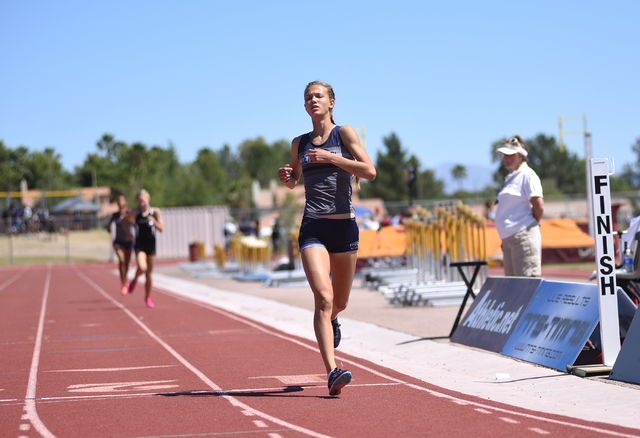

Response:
(451, 277), (542, 353)
(501, 281), (600, 371)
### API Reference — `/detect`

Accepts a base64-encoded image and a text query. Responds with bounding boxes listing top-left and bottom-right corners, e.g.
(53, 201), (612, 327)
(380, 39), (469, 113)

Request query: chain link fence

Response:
(0, 215), (113, 266)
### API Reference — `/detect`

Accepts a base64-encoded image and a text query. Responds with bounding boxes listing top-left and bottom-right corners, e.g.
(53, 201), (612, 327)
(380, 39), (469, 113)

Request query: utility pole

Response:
(404, 165), (417, 207)
(559, 115), (593, 236)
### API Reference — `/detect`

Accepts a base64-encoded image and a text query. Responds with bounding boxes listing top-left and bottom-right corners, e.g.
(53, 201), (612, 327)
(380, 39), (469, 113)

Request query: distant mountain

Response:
(434, 163), (496, 195)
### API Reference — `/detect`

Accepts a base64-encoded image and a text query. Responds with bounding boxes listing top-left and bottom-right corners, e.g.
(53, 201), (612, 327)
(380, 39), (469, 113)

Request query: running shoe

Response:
(146, 297), (155, 308)
(128, 278), (137, 293)
(121, 283), (129, 295)
(331, 317), (341, 348)
(328, 368), (352, 396)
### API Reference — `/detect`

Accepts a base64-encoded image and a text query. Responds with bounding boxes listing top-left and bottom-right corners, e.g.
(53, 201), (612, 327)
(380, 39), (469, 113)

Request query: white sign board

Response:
(589, 158), (620, 365)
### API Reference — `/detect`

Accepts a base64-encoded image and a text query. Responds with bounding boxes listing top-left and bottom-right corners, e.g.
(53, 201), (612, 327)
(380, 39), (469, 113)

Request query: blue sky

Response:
(1, 1), (639, 190)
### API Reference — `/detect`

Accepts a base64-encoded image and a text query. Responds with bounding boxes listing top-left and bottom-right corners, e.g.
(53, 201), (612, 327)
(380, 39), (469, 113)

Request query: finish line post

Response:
(589, 158), (621, 366)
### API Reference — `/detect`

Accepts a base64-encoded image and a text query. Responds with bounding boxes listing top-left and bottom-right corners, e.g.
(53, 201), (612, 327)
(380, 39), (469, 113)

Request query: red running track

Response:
(1, 264), (639, 438)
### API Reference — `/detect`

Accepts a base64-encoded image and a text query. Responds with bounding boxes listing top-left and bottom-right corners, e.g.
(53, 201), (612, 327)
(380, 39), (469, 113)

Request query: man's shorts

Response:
(298, 216), (359, 254)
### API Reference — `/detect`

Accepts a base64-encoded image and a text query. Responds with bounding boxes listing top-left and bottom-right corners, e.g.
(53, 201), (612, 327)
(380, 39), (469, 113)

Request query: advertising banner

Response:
(501, 281), (600, 371)
(451, 277), (542, 352)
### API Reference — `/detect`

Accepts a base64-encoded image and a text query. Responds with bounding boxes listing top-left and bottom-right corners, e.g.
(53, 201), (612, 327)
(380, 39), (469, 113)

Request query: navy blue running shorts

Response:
(113, 239), (134, 251)
(298, 216), (359, 254)
(135, 237), (156, 256)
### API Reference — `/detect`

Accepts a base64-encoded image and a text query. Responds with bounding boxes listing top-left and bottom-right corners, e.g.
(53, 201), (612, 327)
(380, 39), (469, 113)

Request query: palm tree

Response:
(451, 164), (467, 191)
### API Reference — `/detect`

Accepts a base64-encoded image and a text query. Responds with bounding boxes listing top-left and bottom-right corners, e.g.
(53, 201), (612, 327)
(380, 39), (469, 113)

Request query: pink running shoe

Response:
(121, 283), (129, 295)
(128, 279), (137, 293)
(146, 297), (155, 308)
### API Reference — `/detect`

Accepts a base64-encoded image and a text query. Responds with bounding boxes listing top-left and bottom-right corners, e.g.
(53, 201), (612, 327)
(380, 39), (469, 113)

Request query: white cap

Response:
(496, 136), (528, 157)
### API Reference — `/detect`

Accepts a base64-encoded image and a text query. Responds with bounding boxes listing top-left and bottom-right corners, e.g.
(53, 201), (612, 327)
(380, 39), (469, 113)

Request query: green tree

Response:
(490, 133), (586, 195)
(178, 147), (230, 206)
(618, 137), (640, 189)
(0, 141), (72, 192)
(96, 133), (124, 163)
(0, 142), (30, 191)
(76, 134), (131, 198)
(76, 136), (186, 206)
(142, 143), (184, 206)
(451, 164), (467, 191)
(366, 133), (445, 202)
(238, 137), (290, 187)
(217, 144), (243, 180)
(75, 154), (119, 195)
(418, 168), (445, 200)
(367, 132), (409, 201)
(27, 148), (73, 190)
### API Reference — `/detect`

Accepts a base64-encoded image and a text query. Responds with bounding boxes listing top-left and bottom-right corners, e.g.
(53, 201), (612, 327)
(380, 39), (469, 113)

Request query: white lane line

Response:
(158, 275), (640, 438)
(162, 289), (409, 386)
(1, 392), (161, 404)
(0, 266), (27, 292)
(76, 267), (334, 438)
(406, 384), (640, 438)
(46, 365), (179, 373)
(253, 420), (269, 428)
(529, 428), (551, 435)
(67, 380), (179, 393)
(500, 417), (520, 424)
(24, 265), (57, 438)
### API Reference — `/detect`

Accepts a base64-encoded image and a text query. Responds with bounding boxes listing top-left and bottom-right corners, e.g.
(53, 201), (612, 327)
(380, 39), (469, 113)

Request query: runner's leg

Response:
(301, 246), (335, 373)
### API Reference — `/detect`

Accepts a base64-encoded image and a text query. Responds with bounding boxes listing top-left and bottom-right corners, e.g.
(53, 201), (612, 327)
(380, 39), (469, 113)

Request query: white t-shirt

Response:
(495, 162), (543, 239)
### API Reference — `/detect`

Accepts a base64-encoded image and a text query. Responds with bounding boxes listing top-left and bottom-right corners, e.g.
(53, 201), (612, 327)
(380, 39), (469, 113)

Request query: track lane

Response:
(0, 266), (57, 437)
(2, 264), (639, 438)
(32, 265), (298, 438)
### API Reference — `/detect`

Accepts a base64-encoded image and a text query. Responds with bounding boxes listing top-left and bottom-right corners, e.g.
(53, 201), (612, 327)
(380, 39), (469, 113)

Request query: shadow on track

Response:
(396, 335), (449, 345)
(156, 386), (335, 399)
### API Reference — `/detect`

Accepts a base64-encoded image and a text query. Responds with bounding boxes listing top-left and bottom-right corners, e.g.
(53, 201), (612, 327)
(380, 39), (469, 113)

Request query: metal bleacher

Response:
(362, 202), (488, 307)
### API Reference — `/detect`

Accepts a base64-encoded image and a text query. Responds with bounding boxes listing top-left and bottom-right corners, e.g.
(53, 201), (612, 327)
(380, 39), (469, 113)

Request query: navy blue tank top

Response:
(111, 211), (132, 243)
(298, 125), (355, 216)
(135, 208), (156, 244)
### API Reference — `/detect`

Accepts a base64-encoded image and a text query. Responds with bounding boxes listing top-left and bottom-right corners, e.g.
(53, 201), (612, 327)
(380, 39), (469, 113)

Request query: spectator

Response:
(495, 135), (544, 277)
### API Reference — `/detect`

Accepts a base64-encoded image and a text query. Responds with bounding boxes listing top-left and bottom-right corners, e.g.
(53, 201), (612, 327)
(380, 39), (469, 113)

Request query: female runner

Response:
(108, 195), (134, 294)
(125, 189), (164, 308)
(278, 81), (376, 396)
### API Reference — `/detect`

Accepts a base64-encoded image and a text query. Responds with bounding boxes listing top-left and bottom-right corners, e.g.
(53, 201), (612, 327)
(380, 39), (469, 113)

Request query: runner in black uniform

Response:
(107, 195), (134, 295)
(278, 81), (376, 396)
(124, 189), (164, 308)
